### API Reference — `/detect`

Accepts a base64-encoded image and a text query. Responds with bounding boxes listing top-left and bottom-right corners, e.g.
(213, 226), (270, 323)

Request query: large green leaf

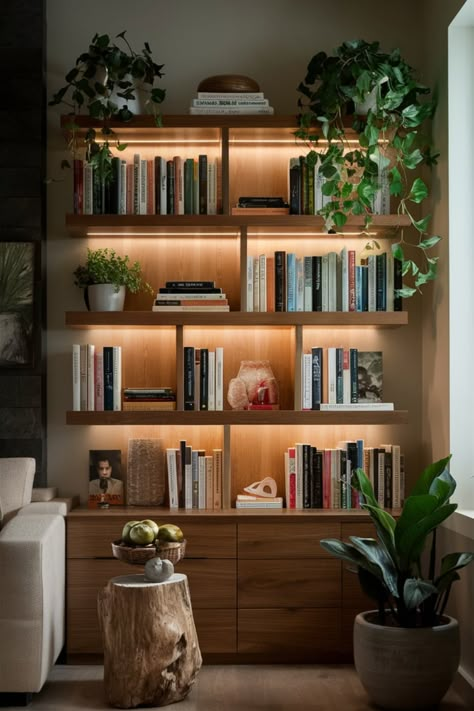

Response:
(410, 456), (452, 497)
(403, 578), (438, 609)
(349, 537), (398, 596)
(396, 502), (458, 569)
(319, 539), (384, 583)
(409, 177), (428, 203)
(435, 552), (474, 591)
(429, 469), (456, 504)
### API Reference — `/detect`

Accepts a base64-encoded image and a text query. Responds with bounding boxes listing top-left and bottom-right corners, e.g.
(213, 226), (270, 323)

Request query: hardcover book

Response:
(357, 351), (383, 402)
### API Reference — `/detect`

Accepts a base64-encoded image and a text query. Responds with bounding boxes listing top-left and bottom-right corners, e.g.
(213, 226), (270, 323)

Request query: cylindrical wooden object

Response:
(98, 573), (202, 708)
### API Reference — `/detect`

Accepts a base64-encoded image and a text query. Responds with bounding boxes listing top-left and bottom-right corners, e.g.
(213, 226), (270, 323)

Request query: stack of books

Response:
(122, 387), (176, 411)
(166, 440), (224, 510)
(153, 280), (230, 312)
(189, 90), (274, 115)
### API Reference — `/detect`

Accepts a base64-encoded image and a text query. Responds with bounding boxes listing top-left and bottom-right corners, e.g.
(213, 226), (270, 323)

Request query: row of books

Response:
(284, 441), (404, 510)
(289, 155), (390, 216)
(189, 90), (274, 115)
(122, 387), (176, 412)
(301, 348), (389, 410)
(73, 154), (218, 216)
(166, 441), (224, 510)
(72, 344), (122, 412)
(247, 249), (402, 313)
(183, 346), (224, 411)
(153, 280), (229, 312)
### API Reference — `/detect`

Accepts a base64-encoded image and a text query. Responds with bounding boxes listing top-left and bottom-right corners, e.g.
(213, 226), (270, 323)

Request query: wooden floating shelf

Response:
(66, 410), (408, 426)
(65, 311), (408, 328)
(65, 213), (411, 238)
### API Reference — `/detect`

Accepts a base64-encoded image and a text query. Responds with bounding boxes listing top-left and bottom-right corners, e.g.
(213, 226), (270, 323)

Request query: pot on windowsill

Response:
(86, 284), (126, 312)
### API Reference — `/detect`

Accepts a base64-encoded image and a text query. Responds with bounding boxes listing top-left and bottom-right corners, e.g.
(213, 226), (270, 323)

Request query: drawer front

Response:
(237, 521), (340, 558)
(238, 559), (341, 608)
(238, 608), (340, 654)
(68, 608), (236, 655)
(68, 558), (236, 610)
(67, 518), (236, 558)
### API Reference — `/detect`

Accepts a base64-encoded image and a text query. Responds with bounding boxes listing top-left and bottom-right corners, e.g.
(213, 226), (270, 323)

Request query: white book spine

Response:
(303, 256), (313, 311)
(208, 351), (216, 410)
(83, 164), (93, 215)
(296, 256), (305, 312)
(259, 254), (267, 312)
(253, 256), (260, 312)
(189, 106), (274, 115)
(72, 344), (80, 411)
(327, 347), (337, 404)
(340, 246), (349, 312)
(207, 159), (217, 215)
(321, 254), (329, 311)
(319, 402), (394, 411)
(327, 252), (337, 311)
(139, 159), (147, 214)
(94, 349), (104, 412)
(184, 452), (193, 510)
(205, 455), (214, 510)
(215, 347), (224, 411)
(133, 154), (141, 214)
(193, 98), (269, 106)
(86, 343), (95, 411)
(159, 157), (167, 215)
(112, 346), (122, 411)
(198, 454), (206, 509)
(119, 160), (127, 214)
(246, 255), (254, 312)
(331, 449), (341, 509)
(377, 452), (385, 507)
(302, 353), (312, 409)
(368, 254), (377, 312)
(166, 449), (179, 509)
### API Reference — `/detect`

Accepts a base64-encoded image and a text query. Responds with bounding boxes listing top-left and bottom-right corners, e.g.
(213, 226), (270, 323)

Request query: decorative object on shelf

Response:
(113, 519), (186, 566)
(227, 360), (279, 410)
(88, 449), (123, 509)
(244, 476), (278, 498)
(296, 39), (441, 298)
(320, 456), (474, 710)
(197, 74), (260, 93)
(73, 247), (153, 310)
(127, 438), (166, 505)
(0, 242), (34, 367)
(144, 557), (174, 582)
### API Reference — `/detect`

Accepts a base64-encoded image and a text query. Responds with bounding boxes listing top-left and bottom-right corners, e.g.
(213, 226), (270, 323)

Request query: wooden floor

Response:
(4, 664), (468, 710)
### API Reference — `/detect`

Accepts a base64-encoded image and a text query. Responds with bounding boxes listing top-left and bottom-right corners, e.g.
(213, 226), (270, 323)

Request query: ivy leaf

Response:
(419, 235), (441, 249)
(391, 243), (404, 261)
(389, 167), (403, 196)
(409, 178), (428, 203)
(333, 211), (348, 227)
(415, 261), (438, 287)
(397, 285), (417, 298)
(403, 149), (424, 170)
(410, 214), (431, 232)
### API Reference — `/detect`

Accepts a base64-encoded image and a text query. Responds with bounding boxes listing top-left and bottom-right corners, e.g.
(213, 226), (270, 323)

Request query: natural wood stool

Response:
(98, 573), (202, 708)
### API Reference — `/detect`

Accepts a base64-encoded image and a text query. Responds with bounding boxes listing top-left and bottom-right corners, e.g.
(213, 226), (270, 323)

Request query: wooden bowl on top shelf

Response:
(111, 539), (187, 566)
(197, 74), (260, 93)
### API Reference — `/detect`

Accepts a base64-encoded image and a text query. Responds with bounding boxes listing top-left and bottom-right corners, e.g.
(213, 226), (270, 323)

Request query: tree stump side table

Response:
(98, 572), (202, 709)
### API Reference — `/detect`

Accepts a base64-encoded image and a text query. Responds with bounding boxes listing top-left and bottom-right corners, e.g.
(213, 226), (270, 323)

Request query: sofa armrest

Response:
(18, 501), (70, 516)
(0, 514), (65, 693)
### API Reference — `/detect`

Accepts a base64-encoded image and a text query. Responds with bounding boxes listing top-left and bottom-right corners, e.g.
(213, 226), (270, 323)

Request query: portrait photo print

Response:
(88, 449), (123, 508)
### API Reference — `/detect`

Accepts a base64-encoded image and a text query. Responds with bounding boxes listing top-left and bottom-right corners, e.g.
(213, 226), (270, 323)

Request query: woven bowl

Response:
(197, 74), (260, 93)
(112, 539), (187, 566)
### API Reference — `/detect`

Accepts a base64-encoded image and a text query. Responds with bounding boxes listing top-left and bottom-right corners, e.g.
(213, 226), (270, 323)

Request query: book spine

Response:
(86, 343), (95, 411)
(198, 451), (207, 509)
(198, 154), (208, 214)
(342, 349), (351, 405)
(311, 347), (323, 409)
(313, 449), (323, 508)
(367, 254), (377, 312)
(103, 346), (114, 411)
(303, 256), (313, 311)
(184, 158), (194, 215)
(184, 445), (193, 510)
(139, 159), (147, 215)
(296, 256), (304, 312)
(350, 348), (359, 403)
(287, 447), (296, 509)
(193, 98), (269, 106)
(166, 448), (179, 509)
(246, 256), (254, 312)
(173, 155), (184, 215)
(286, 253), (296, 312)
(301, 353), (312, 410)
(394, 256), (403, 311)
(340, 246), (349, 312)
(183, 346), (195, 410)
(109, 157), (120, 214)
(253, 256), (260, 312)
(212, 448), (223, 510)
(73, 159), (83, 214)
(376, 252), (387, 311)
(83, 163), (94, 215)
(159, 156), (167, 215)
(133, 154), (141, 215)
(79, 344), (87, 411)
(112, 346), (122, 411)
(289, 157), (301, 215)
(348, 250), (356, 311)
(119, 160), (127, 214)
(335, 347), (344, 404)
(194, 349), (200, 411)
(295, 443), (304, 509)
(327, 347), (337, 404)
(72, 344), (80, 411)
(207, 159), (217, 215)
(205, 455), (214, 509)
(166, 159), (175, 214)
(147, 158), (154, 215)
(200, 348), (209, 411)
(215, 347), (224, 411)
(274, 250), (286, 312)
(126, 163), (134, 215)
(191, 449), (199, 509)
(190, 106), (274, 115)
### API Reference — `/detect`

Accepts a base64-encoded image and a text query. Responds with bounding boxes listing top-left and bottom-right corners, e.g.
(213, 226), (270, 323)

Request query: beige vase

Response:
(354, 611), (460, 710)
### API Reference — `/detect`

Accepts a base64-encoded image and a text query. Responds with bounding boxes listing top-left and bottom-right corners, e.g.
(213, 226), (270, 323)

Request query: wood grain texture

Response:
(238, 559), (341, 608)
(237, 521), (340, 558)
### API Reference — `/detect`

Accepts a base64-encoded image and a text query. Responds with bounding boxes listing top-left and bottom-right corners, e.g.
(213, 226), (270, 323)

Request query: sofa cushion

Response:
(32, 487), (58, 502)
(0, 458), (35, 526)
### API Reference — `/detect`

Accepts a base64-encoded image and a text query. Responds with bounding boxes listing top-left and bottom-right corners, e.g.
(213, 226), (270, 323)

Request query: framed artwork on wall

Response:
(88, 449), (124, 509)
(0, 242), (35, 367)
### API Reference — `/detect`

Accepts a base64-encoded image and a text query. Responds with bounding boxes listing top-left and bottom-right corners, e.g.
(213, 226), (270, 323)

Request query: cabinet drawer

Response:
(67, 608), (236, 655)
(68, 558), (236, 610)
(238, 559), (340, 608)
(67, 518), (236, 558)
(238, 521), (340, 558)
(238, 608), (340, 654)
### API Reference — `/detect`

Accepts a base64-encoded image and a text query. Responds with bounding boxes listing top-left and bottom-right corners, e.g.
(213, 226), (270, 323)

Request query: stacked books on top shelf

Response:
(301, 348), (393, 411)
(122, 387), (176, 411)
(247, 248), (402, 313)
(152, 281), (230, 312)
(284, 439), (404, 510)
(289, 154), (390, 216)
(189, 90), (274, 115)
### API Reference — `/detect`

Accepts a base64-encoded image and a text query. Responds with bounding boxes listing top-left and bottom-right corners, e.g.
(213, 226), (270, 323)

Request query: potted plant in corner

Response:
(73, 248), (153, 311)
(320, 456), (474, 710)
(296, 39), (441, 299)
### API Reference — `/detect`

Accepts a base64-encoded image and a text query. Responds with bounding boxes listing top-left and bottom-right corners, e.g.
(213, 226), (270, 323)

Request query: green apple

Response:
(157, 523), (184, 542)
(121, 520), (140, 544)
(140, 519), (159, 540)
(129, 523), (155, 546)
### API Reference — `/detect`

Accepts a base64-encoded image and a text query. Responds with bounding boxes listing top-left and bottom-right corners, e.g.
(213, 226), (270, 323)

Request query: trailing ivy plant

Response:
(296, 39), (441, 298)
(49, 31), (166, 182)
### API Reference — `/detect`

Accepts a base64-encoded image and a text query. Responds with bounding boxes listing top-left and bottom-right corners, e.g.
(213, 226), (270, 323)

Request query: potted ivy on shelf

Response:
(296, 39), (441, 298)
(73, 248), (153, 311)
(49, 30), (166, 183)
(320, 456), (474, 710)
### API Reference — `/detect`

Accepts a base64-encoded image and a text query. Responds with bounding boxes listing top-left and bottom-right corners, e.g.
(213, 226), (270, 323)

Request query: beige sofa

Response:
(0, 458), (67, 705)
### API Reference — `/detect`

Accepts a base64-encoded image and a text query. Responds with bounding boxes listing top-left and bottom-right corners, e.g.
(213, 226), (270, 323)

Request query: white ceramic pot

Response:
(87, 284), (126, 312)
(353, 611), (460, 710)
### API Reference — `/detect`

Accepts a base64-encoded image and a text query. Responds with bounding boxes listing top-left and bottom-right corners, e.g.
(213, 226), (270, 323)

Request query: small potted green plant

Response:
(320, 456), (474, 709)
(73, 248), (153, 311)
(296, 39), (441, 298)
(49, 31), (166, 182)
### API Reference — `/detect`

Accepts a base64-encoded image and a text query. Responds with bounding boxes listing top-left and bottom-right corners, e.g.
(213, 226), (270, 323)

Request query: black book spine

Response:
(154, 157), (161, 215)
(311, 347), (323, 410)
(289, 159), (301, 215)
(198, 154), (208, 214)
(350, 348), (358, 403)
(103, 346), (114, 411)
(302, 443), (312, 509)
(109, 157), (120, 214)
(159, 287), (222, 294)
(166, 160), (175, 215)
(275, 250), (286, 312)
(336, 347), (344, 404)
(200, 348), (209, 411)
(384, 452), (393, 509)
(166, 281), (215, 289)
(346, 441), (358, 508)
(312, 449), (323, 508)
(183, 346), (195, 410)
(376, 252), (387, 311)
(394, 256), (403, 311)
(312, 256), (322, 311)
(178, 439), (187, 507)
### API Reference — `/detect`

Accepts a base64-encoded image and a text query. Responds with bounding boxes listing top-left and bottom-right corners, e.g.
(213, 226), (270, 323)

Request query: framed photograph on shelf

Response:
(0, 242), (35, 367)
(88, 449), (123, 509)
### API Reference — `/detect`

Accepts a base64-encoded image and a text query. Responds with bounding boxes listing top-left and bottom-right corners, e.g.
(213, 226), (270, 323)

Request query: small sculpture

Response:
(244, 477), (278, 498)
(227, 360), (279, 410)
(144, 557), (174, 582)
